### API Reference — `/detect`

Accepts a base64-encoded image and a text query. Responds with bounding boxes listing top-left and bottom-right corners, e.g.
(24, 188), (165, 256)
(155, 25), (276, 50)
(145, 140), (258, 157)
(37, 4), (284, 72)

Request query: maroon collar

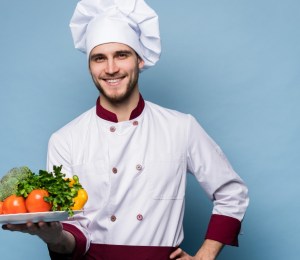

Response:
(96, 94), (145, 123)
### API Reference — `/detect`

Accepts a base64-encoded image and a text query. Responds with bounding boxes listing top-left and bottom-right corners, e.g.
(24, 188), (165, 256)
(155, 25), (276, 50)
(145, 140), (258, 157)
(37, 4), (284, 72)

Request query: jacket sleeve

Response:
(46, 132), (91, 258)
(186, 115), (249, 246)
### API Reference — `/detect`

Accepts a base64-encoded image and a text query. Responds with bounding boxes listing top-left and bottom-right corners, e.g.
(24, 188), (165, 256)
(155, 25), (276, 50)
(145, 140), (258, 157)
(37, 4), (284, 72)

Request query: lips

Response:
(102, 76), (125, 86)
(107, 78), (121, 84)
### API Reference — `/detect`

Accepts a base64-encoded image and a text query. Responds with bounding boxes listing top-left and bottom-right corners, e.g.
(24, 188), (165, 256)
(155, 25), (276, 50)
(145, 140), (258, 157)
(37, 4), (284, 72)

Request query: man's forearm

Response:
(47, 230), (76, 254)
(195, 239), (224, 260)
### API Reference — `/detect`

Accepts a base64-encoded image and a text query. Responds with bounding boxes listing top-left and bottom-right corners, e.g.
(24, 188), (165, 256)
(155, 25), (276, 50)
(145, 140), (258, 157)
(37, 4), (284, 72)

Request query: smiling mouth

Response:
(103, 77), (124, 86)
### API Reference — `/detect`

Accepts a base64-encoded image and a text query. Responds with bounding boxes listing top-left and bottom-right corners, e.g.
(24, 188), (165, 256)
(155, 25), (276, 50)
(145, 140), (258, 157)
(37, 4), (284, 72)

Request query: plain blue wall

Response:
(1, 0), (299, 259)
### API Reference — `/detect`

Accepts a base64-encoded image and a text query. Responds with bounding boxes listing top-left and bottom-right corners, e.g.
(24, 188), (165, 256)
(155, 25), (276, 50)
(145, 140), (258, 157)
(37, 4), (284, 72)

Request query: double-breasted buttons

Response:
(136, 164), (143, 171)
(137, 214), (143, 221)
(110, 214), (144, 222)
(112, 167), (118, 174)
(110, 126), (116, 132)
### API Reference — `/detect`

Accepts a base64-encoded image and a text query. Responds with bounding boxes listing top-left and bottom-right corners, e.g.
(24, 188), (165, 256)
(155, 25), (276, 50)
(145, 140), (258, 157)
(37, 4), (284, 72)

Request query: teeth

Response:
(107, 79), (120, 83)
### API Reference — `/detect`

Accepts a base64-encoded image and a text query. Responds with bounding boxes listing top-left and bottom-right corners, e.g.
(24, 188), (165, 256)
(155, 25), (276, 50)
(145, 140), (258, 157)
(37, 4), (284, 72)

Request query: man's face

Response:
(89, 42), (144, 104)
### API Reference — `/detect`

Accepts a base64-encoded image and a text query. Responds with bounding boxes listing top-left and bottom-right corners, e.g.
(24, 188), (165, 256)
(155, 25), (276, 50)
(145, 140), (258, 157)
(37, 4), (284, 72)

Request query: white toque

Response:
(70, 0), (161, 69)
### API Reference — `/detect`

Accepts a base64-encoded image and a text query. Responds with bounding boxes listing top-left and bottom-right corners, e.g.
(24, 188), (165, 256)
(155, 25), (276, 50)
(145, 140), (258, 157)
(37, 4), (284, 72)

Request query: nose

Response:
(105, 59), (119, 74)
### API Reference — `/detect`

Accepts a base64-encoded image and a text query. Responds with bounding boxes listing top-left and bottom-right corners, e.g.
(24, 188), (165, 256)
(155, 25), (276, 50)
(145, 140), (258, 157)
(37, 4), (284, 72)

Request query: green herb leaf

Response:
(16, 165), (83, 216)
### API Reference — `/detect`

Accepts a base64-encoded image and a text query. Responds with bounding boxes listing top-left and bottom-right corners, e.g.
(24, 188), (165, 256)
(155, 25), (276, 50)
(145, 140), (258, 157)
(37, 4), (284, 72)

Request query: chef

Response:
(4, 0), (249, 259)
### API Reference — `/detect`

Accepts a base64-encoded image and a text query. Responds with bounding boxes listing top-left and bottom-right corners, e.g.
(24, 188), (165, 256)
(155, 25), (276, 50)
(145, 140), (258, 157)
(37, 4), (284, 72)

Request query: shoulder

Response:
(145, 100), (192, 121)
(143, 101), (201, 140)
(144, 100), (206, 136)
(49, 106), (96, 141)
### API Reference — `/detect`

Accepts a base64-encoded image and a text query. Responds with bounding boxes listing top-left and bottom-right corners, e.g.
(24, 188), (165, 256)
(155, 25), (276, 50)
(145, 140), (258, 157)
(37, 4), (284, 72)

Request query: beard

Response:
(92, 67), (140, 105)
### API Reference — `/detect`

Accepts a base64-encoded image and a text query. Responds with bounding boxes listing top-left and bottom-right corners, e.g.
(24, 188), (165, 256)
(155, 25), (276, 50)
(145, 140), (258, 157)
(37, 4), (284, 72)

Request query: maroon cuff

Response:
(62, 223), (87, 259)
(205, 214), (241, 246)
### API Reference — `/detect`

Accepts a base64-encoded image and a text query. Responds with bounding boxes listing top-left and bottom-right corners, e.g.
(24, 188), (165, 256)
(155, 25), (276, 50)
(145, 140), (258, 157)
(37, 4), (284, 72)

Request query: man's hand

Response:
(3, 221), (62, 243)
(2, 222), (75, 254)
(170, 247), (195, 259)
(170, 239), (224, 260)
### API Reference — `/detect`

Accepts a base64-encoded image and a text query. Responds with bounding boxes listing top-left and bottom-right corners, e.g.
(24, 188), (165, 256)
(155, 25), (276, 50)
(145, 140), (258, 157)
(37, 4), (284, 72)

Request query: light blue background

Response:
(0, 0), (299, 259)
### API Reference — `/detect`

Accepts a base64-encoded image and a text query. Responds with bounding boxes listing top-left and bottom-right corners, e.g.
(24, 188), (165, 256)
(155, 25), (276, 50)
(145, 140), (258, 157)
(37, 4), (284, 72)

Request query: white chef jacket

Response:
(47, 99), (249, 254)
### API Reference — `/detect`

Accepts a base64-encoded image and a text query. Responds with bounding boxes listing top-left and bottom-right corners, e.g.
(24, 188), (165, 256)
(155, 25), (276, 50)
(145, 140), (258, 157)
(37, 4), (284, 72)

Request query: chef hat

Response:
(69, 0), (161, 69)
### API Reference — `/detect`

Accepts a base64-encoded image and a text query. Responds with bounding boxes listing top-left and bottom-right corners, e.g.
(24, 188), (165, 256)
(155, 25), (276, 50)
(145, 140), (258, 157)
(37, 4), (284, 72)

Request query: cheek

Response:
(89, 63), (104, 75)
(89, 65), (96, 75)
(90, 69), (102, 80)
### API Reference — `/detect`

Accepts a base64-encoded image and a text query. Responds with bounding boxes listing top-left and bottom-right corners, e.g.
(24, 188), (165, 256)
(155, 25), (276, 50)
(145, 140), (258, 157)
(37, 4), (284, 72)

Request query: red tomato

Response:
(2, 195), (27, 214)
(0, 201), (3, 214)
(25, 189), (52, 213)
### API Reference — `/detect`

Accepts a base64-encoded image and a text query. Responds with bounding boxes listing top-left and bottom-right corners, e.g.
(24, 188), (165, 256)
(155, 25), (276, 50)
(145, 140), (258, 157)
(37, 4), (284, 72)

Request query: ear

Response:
(138, 58), (145, 70)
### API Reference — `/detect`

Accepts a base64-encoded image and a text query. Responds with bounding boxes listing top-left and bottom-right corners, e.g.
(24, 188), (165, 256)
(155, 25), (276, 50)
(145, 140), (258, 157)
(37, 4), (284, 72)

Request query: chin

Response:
(104, 92), (129, 103)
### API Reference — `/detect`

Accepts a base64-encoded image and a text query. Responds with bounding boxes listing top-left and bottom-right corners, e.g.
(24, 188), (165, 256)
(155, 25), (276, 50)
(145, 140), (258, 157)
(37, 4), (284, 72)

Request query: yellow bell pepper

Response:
(66, 177), (88, 210)
(71, 189), (88, 210)
(66, 177), (75, 187)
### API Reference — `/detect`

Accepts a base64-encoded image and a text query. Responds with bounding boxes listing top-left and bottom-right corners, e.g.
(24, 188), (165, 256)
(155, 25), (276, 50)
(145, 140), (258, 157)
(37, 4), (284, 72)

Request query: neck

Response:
(99, 89), (140, 122)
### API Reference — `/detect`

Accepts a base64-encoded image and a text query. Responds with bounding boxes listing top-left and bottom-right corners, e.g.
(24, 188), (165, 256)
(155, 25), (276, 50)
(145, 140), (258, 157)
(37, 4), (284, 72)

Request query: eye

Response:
(95, 57), (105, 62)
(117, 52), (130, 59)
(91, 55), (105, 63)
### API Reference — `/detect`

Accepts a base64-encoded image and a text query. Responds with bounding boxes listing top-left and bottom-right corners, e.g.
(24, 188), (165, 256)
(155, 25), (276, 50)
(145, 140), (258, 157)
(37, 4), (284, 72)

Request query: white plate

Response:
(0, 211), (83, 225)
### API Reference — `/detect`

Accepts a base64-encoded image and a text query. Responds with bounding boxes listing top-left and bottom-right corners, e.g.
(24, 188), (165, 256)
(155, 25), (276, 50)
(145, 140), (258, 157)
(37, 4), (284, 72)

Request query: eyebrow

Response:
(90, 49), (134, 59)
(90, 53), (104, 60)
(115, 50), (133, 55)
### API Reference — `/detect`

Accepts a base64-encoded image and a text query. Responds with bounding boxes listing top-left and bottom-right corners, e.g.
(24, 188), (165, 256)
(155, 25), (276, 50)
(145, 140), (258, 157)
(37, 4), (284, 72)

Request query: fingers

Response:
(169, 248), (187, 259)
(37, 221), (62, 233)
(2, 221), (58, 234)
(2, 223), (28, 232)
(26, 222), (41, 234)
(3, 222), (40, 235)
(170, 248), (192, 260)
(2, 221), (64, 245)
(27, 221), (62, 235)
(37, 221), (52, 229)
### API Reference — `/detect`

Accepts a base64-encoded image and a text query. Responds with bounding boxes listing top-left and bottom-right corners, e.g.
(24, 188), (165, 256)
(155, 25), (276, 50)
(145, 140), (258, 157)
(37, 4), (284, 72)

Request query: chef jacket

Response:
(47, 95), (249, 258)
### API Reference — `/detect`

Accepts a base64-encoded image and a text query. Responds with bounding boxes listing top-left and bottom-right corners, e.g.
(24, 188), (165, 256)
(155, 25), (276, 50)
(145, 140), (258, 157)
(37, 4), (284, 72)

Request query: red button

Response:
(137, 214), (143, 221)
(111, 215), (117, 222)
(112, 167), (118, 174)
(133, 120), (139, 126)
(110, 126), (116, 132)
